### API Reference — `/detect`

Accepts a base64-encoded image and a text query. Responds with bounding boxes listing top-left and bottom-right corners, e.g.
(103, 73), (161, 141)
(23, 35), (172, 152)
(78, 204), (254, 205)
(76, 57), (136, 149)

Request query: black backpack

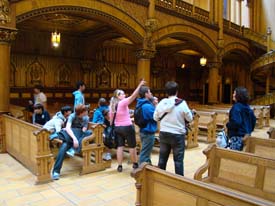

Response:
(134, 101), (149, 128)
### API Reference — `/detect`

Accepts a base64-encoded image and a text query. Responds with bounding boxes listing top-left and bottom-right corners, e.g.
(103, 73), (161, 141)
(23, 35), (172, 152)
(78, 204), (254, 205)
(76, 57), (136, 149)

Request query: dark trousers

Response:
(158, 131), (185, 176)
(52, 128), (92, 174)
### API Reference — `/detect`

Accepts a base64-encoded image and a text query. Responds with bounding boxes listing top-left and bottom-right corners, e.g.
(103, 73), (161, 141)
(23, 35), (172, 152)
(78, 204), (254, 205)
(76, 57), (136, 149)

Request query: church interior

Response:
(1, 0), (275, 205)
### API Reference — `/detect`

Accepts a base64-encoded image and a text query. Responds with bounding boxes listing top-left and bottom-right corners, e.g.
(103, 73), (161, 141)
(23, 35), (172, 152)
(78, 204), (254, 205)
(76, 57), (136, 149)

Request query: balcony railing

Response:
(251, 50), (275, 72)
(126, 0), (268, 48)
(156, 0), (210, 23)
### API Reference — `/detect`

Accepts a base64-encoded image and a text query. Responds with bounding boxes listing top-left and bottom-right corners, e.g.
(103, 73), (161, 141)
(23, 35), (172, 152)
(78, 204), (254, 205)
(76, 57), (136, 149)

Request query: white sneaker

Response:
(103, 153), (112, 161)
(66, 148), (75, 157)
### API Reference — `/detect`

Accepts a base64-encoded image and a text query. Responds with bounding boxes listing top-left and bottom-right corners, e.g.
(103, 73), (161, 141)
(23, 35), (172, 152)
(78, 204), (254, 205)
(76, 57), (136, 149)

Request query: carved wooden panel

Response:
(117, 66), (129, 88)
(96, 65), (111, 88)
(25, 59), (45, 86)
(56, 63), (71, 87)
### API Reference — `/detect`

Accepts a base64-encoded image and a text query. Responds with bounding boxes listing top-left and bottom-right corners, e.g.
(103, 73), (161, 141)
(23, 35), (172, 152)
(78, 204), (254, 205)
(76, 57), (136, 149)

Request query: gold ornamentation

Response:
(0, 27), (17, 43)
(136, 49), (156, 59)
(0, 0), (10, 24)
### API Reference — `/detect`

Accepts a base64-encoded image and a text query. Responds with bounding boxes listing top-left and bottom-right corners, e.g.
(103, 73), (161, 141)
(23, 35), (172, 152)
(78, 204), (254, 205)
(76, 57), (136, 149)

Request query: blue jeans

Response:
(158, 131), (185, 176)
(52, 129), (92, 174)
(139, 132), (155, 164)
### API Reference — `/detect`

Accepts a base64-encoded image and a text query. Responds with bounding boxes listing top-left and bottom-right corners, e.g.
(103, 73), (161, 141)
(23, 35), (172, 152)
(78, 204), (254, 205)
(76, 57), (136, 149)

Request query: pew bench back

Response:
(131, 164), (274, 206)
(243, 136), (275, 159)
(194, 144), (275, 202)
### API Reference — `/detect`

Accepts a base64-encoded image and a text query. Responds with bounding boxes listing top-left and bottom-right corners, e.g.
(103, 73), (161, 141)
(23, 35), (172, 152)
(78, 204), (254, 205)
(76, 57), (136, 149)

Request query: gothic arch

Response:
(25, 59), (46, 87)
(152, 24), (217, 58)
(14, 0), (145, 45)
(96, 65), (111, 88)
(55, 63), (71, 87)
(223, 42), (252, 58)
(117, 66), (130, 88)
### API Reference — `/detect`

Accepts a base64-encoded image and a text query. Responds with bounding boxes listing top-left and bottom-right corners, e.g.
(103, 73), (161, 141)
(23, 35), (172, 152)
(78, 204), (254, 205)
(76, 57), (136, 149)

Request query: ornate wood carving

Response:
(117, 66), (129, 88)
(56, 63), (71, 87)
(0, 0), (10, 24)
(26, 59), (45, 86)
(96, 64), (111, 88)
(0, 27), (17, 43)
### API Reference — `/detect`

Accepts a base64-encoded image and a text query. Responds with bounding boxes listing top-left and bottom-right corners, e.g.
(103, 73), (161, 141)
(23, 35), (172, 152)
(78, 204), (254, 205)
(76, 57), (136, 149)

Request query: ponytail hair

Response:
(110, 89), (123, 112)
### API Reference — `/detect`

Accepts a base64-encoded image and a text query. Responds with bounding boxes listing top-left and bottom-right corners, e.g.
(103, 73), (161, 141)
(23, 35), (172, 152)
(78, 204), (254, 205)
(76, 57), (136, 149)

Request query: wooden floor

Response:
(0, 121), (271, 206)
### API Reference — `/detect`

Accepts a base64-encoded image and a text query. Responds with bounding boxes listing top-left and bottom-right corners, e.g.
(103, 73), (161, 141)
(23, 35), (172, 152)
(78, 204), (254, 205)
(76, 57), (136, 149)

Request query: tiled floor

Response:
(0, 122), (271, 206)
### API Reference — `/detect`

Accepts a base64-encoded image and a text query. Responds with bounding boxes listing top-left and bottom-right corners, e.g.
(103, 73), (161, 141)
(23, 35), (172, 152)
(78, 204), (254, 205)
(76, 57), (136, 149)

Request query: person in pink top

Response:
(109, 79), (146, 172)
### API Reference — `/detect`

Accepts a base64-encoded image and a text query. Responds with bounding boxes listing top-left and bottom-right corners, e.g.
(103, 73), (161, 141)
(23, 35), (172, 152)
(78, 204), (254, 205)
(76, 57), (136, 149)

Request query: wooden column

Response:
(267, 27), (272, 52)
(0, 28), (16, 113)
(208, 62), (220, 104)
(148, 0), (155, 18)
(0, 28), (17, 153)
(266, 73), (270, 95)
(218, 0), (223, 41)
(238, 0), (242, 26)
(136, 50), (155, 85)
(209, 0), (214, 23)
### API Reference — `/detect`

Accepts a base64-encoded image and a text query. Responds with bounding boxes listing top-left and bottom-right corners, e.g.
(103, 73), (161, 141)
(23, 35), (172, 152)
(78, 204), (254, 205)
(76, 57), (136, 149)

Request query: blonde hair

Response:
(110, 89), (123, 113)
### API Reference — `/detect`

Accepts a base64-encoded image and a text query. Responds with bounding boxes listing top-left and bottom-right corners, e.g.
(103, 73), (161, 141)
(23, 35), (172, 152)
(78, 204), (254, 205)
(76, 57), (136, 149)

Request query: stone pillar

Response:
(136, 49), (155, 85)
(208, 62), (221, 104)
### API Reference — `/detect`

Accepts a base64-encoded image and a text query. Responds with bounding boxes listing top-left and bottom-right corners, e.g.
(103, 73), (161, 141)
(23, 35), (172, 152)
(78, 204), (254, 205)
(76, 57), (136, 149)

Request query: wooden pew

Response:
(81, 123), (112, 174)
(251, 106), (264, 128)
(195, 108), (229, 130)
(186, 113), (199, 149)
(194, 144), (275, 202)
(3, 115), (111, 183)
(267, 127), (275, 139)
(243, 136), (275, 159)
(131, 163), (274, 206)
(263, 106), (270, 127)
(154, 114), (199, 149)
(3, 114), (53, 184)
(9, 104), (26, 119)
(196, 111), (217, 143)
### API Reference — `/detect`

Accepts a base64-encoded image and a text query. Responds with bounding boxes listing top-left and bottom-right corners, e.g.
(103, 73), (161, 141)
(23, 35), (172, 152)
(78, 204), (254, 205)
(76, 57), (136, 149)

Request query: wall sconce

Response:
(181, 63), (185, 69)
(200, 57), (207, 66)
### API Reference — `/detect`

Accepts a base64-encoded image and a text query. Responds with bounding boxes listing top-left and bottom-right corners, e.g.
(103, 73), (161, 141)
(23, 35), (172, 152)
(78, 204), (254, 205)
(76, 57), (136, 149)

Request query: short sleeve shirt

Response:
(67, 113), (89, 128)
(34, 92), (47, 104)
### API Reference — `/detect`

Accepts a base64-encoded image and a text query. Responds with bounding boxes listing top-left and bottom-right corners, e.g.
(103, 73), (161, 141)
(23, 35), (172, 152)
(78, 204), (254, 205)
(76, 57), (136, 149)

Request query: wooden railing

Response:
(10, 87), (166, 107)
(243, 28), (267, 47)
(251, 50), (275, 72)
(252, 91), (275, 105)
(156, 0), (210, 23)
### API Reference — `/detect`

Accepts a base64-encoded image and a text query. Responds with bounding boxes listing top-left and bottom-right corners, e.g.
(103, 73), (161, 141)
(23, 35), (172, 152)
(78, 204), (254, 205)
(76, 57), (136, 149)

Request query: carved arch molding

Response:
(223, 42), (251, 58)
(152, 24), (218, 57)
(15, 2), (145, 44)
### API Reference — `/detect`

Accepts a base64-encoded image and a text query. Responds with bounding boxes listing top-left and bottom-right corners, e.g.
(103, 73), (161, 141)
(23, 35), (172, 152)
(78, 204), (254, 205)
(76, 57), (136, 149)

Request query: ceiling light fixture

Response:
(200, 56), (207, 66)
(51, 31), (61, 48)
